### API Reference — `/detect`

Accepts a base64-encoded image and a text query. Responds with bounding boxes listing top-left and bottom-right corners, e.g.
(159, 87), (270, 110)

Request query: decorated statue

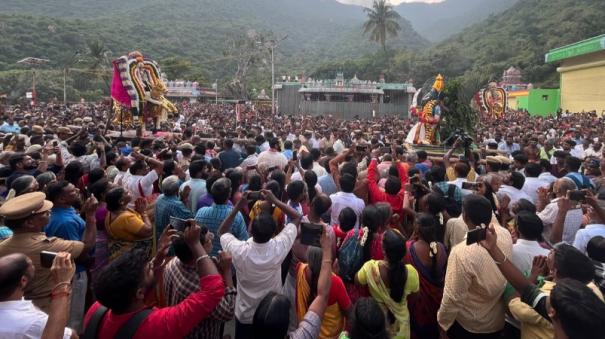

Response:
(406, 74), (446, 145)
(110, 51), (176, 129)
(476, 82), (507, 118)
(146, 81), (177, 128)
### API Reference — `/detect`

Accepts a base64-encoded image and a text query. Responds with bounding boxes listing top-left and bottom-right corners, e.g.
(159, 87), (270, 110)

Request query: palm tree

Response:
(83, 40), (112, 92)
(363, 0), (402, 51)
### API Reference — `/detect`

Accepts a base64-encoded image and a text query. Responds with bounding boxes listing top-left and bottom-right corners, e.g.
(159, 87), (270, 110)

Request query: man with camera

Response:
(0, 252), (76, 338)
(438, 195), (513, 338)
(0, 192), (87, 314)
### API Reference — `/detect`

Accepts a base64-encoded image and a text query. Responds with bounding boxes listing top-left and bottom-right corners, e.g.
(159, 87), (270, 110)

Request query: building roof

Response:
(545, 34), (605, 63)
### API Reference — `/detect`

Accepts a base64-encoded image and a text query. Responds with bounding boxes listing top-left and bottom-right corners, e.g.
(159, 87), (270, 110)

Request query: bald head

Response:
(555, 177), (577, 197)
(0, 253), (31, 300)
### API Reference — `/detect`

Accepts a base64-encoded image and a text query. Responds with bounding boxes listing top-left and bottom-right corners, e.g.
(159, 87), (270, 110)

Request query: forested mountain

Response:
(0, 0), (427, 77)
(313, 0), (605, 88)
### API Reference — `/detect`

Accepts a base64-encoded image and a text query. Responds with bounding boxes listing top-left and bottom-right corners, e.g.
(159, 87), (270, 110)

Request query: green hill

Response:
(0, 0), (427, 76)
(312, 0), (605, 88)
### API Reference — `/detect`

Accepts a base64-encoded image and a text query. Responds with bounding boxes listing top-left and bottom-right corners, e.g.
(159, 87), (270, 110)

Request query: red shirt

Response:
(83, 274), (225, 339)
(332, 225), (348, 249)
(367, 158), (408, 218)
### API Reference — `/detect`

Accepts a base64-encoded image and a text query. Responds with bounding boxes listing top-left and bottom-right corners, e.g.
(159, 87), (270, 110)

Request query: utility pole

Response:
(16, 57), (50, 107)
(63, 67), (67, 106)
(268, 35), (287, 116)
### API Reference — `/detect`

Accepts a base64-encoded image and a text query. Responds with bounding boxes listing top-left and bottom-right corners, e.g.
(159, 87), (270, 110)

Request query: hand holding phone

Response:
(462, 182), (479, 191)
(247, 191), (262, 201)
(466, 224), (487, 245)
(569, 190), (587, 203)
(300, 222), (323, 247)
(170, 216), (190, 232)
(40, 251), (58, 268)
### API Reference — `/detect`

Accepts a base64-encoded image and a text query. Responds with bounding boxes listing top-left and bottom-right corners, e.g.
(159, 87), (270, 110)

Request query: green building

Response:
(517, 89), (560, 116)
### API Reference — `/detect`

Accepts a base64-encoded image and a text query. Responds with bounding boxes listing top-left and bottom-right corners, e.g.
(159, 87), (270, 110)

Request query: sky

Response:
(336, 0), (444, 5)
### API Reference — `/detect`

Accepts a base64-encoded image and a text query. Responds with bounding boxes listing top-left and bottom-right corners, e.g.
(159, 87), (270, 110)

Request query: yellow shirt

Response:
(508, 281), (604, 339)
(105, 209), (146, 241)
(446, 166), (477, 182)
(357, 260), (420, 339)
(438, 224), (513, 334)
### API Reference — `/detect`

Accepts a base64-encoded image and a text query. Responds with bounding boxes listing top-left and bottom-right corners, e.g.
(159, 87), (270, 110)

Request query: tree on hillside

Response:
(223, 30), (272, 99)
(82, 40), (112, 92)
(363, 0), (402, 51)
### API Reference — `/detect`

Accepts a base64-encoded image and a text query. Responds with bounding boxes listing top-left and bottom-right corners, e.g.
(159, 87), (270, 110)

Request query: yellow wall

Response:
(559, 50), (605, 114)
(508, 96), (518, 110)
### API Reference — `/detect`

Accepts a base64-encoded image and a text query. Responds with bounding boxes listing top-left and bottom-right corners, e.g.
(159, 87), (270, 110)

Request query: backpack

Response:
(338, 229), (364, 283)
(83, 305), (152, 339)
(433, 184), (461, 217)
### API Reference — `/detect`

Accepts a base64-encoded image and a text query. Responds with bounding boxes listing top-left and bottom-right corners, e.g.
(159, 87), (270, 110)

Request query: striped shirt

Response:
(195, 204), (248, 256)
(163, 258), (236, 339)
(154, 195), (193, 239)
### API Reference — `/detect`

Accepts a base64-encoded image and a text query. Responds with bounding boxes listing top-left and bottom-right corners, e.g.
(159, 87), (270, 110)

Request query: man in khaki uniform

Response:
(0, 192), (84, 313)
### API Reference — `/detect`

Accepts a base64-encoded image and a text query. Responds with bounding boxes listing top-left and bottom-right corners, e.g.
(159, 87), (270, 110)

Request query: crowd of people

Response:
(0, 100), (605, 339)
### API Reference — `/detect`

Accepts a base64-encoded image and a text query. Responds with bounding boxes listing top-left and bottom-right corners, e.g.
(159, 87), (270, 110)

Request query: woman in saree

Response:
(355, 228), (419, 339)
(404, 213), (447, 339)
(295, 246), (351, 339)
(104, 186), (153, 262)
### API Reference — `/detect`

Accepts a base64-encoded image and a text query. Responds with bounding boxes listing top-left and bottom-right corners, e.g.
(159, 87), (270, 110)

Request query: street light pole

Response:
(215, 79), (218, 104)
(32, 70), (36, 107)
(271, 44), (275, 116)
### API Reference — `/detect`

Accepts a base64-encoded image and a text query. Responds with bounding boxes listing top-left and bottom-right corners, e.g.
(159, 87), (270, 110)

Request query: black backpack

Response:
(433, 184), (461, 217)
(83, 305), (152, 339)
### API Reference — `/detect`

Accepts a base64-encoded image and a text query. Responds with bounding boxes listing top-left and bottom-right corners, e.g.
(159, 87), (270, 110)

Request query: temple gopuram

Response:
(275, 72), (416, 118)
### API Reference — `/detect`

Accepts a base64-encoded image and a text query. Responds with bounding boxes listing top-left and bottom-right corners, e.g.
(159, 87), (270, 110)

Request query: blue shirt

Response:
(318, 174), (338, 196)
(0, 226), (12, 240)
(154, 195), (193, 239)
(282, 149), (293, 160)
(181, 178), (206, 213)
(0, 122), (20, 134)
(218, 149), (242, 171)
(195, 204), (248, 256)
(45, 207), (86, 272)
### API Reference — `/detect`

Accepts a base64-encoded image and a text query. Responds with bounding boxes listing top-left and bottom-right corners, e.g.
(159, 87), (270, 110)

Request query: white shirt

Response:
(257, 150), (288, 171)
(240, 154), (259, 178)
(572, 145), (586, 159)
(511, 239), (550, 274)
(521, 177), (550, 204)
(113, 170), (131, 188)
(538, 172), (557, 185)
(329, 191), (365, 228)
(333, 139), (345, 154)
(312, 162), (327, 177)
(126, 170), (159, 201)
(0, 298), (72, 339)
(585, 146), (602, 159)
(498, 185), (532, 211)
(538, 198), (583, 244)
(448, 178), (472, 196)
(573, 224), (605, 255)
(220, 223), (297, 324)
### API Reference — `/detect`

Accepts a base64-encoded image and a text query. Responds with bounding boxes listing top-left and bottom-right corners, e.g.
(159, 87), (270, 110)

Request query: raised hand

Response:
(50, 252), (75, 285)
